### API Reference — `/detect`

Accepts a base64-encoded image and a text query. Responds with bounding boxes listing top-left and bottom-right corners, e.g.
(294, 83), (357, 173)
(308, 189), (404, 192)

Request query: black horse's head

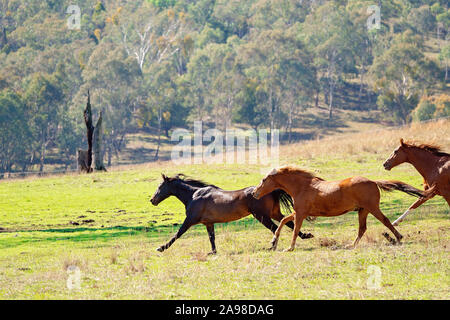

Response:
(150, 174), (173, 206)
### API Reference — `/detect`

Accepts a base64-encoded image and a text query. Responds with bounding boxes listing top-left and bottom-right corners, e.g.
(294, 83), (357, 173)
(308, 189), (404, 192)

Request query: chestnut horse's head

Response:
(150, 174), (173, 205)
(383, 139), (409, 171)
(252, 168), (281, 199)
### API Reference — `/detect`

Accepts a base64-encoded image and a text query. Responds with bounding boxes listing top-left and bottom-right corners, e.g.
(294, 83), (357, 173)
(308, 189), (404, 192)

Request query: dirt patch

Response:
(319, 238), (338, 247)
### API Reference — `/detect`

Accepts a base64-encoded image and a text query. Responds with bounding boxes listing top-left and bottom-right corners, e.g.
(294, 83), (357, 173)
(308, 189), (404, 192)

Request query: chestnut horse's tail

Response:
(375, 180), (425, 198)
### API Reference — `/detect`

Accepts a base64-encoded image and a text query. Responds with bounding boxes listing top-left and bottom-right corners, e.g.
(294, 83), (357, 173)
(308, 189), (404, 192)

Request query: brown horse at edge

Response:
(252, 166), (429, 252)
(383, 139), (450, 225)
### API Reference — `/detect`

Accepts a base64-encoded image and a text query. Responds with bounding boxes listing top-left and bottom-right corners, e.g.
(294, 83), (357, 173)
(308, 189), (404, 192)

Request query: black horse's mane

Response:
(173, 174), (219, 189)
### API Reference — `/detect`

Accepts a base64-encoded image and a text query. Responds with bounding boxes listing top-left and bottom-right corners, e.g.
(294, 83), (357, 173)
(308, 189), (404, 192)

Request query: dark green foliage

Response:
(147, 0), (177, 9)
(0, 0), (447, 172)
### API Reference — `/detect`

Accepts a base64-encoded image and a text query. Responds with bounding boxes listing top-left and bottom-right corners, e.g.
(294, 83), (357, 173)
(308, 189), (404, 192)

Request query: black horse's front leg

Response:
(206, 224), (217, 255)
(157, 216), (195, 252)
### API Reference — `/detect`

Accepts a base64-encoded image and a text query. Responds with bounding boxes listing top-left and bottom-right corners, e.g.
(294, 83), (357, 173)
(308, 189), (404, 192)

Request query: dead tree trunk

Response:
(78, 91), (106, 173)
(93, 111), (107, 171)
(84, 91), (94, 172)
(77, 149), (90, 172)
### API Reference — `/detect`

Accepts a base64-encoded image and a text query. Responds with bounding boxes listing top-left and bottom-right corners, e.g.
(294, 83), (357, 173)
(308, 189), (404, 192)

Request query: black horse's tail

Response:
(272, 189), (294, 214)
(272, 189), (316, 222)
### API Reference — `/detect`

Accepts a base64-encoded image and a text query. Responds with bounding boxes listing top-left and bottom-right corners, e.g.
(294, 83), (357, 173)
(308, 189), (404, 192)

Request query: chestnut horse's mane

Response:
(403, 141), (450, 157)
(275, 166), (323, 180)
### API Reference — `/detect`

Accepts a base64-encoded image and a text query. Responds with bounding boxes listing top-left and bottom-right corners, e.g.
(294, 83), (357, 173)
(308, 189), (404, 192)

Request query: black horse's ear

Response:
(400, 138), (405, 146)
(162, 173), (168, 180)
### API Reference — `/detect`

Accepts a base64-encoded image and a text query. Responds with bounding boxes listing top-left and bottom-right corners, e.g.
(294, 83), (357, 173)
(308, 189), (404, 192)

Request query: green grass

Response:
(0, 157), (448, 299)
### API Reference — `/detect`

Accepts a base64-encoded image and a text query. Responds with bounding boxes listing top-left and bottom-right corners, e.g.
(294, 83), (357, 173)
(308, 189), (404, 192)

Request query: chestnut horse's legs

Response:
(157, 215), (198, 252)
(285, 214), (306, 252)
(393, 193), (436, 226)
(353, 208), (369, 248)
(271, 213), (295, 250)
(370, 207), (403, 244)
(206, 224), (217, 255)
(271, 208), (313, 239)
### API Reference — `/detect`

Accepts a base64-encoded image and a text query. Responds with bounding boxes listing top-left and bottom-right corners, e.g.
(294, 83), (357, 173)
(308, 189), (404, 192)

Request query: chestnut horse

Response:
(383, 139), (450, 225)
(150, 174), (312, 254)
(252, 166), (427, 251)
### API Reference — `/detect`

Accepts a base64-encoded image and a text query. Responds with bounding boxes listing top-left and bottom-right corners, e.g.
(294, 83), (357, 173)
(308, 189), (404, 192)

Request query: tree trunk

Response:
(93, 111), (107, 171)
(39, 146), (45, 172)
(328, 84), (334, 120)
(359, 65), (365, 104)
(83, 91), (94, 172)
(0, 27), (7, 49)
(154, 107), (162, 161)
(315, 87), (320, 108)
(79, 91), (106, 173)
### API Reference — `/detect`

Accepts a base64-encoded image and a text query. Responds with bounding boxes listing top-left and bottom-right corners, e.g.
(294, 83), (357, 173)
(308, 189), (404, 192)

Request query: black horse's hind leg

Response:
(253, 211), (313, 239)
(285, 220), (314, 239)
(206, 224), (217, 255)
(157, 216), (196, 252)
(252, 212), (279, 233)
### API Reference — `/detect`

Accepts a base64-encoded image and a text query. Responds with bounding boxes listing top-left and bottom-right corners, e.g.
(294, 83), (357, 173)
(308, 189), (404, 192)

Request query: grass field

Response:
(0, 119), (448, 299)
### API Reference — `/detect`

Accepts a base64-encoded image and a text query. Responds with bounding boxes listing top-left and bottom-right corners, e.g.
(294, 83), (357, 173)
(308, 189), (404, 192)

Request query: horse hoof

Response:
(382, 232), (397, 245)
(283, 247), (295, 252)
(156, 247), (164, 252)
(208, 251), (217, 255)
(301, 233), (314, 239)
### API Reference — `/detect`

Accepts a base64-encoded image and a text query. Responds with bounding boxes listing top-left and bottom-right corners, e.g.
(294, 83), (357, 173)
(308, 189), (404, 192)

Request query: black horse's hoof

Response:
(156, 247), (164, 252)
(300, 232), (314, 239)
(208, 251), (217, 256)
(382, 232), (397, 245)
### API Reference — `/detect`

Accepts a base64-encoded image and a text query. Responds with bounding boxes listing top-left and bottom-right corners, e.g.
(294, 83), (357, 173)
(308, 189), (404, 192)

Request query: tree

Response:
(234, 78), (267, 130)
(439, 44), (450, 81)
(23, 72), (64, 172)
(407, 5), (436, 36)
(81, 43), (141, 165)
(119, 7), (185, 72)
(370, 31), (439, 124)
(303, 2), (357, 119)
(0, 90), (30, 174)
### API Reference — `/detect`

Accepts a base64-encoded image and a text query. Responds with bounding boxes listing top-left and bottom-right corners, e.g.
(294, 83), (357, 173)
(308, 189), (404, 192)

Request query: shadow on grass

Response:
(1, 205), (447, 250)
(0, 219), (264, 249)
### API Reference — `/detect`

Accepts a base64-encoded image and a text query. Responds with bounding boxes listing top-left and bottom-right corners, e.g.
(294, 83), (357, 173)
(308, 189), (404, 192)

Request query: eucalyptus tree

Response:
(303, 2), (358, 120)
(370, 31), (439, 124)
(0, 90), (30, 173)
(81, 43), (142, 165)
(23, 72), (64, 172)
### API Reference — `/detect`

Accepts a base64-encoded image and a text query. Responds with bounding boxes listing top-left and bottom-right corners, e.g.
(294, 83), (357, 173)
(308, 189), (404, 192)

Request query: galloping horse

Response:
(383, 139), (450, 225)
(150, 174), (313, 254)
(252, 166), (427, 252)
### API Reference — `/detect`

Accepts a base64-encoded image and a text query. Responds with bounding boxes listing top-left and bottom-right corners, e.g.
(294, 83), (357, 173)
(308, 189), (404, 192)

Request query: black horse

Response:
(150, 174), (313, 254)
